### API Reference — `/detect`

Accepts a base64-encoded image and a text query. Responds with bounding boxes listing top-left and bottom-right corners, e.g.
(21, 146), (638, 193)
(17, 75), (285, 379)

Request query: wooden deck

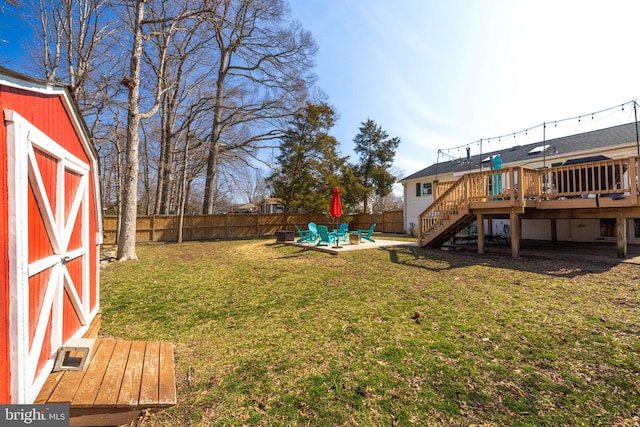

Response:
(35, 339), (176, 426)
(419, 155), (640, 257)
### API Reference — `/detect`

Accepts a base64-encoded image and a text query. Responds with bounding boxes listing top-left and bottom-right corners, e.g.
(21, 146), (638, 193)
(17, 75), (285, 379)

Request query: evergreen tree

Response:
(268, 102), (345, 213)
(353, 119), (401, 213)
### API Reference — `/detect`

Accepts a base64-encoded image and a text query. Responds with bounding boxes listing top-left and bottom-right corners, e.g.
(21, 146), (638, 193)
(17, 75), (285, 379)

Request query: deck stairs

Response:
(418, 175), (477, 247)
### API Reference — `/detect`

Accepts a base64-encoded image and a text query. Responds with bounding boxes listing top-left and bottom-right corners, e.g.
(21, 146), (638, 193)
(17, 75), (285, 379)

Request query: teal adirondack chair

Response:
(358, 223), (376, 242)
(295, 224), (314, 243)
(307, 222), (319, 242)
(336, 223), (349, 242)
(316, 225), (336, 246)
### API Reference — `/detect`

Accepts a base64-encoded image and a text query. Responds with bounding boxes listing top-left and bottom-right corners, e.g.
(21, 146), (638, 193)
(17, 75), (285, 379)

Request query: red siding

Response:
(28, 181), (54, 263)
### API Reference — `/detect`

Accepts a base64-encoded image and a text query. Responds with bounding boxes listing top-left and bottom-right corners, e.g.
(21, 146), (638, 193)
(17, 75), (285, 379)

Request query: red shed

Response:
(0, 67), (102, 404)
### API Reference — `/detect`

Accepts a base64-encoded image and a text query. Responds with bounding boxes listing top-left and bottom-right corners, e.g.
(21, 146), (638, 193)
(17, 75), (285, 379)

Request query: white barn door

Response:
(6, 110), (91, 403)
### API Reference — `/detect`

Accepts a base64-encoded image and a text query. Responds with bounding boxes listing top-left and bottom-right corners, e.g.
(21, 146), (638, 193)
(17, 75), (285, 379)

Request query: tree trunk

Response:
(203, 77), (225, 214)
(176, 119), (193, 243)
(116, 0), (145, 261)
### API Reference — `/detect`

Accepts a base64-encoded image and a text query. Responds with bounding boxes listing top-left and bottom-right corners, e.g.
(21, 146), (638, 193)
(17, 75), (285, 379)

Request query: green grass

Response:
(99, 239), (640, 426)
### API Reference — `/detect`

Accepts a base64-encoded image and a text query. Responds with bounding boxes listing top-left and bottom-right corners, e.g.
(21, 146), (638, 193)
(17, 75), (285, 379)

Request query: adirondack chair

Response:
(336, 223), (349, 242)
(307, 222), (319, 242)
(295, 224), (315, 243)
(316, 225), (336, 246)
(358, 223), (376, 242)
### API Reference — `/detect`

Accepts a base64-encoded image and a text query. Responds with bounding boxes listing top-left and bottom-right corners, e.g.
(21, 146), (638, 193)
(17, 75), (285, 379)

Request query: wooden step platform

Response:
(35, 339), (176, 426)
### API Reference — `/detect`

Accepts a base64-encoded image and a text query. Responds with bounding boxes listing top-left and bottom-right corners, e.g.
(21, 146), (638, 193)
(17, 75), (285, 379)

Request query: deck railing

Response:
(541, 157), (635, 199)
(418, 156), (640, 246)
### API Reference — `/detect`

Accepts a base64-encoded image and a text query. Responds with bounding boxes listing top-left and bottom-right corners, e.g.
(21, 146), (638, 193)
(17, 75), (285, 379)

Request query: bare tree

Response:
(200, 0), (317, 214)
(150, 14), (211, 215)
(228, 165), (268, 204)
(0, 0), (21, 13)
(117, 0), (173, 259)
(32, 0), (115, 115)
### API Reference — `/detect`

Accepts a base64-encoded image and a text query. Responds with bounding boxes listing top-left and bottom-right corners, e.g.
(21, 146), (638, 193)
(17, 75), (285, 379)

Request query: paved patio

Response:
(288, 237), (418, 254)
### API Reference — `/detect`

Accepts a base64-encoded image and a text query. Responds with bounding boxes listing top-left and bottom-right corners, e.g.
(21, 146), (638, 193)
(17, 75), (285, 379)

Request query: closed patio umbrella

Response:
(329, 187), (343, 248)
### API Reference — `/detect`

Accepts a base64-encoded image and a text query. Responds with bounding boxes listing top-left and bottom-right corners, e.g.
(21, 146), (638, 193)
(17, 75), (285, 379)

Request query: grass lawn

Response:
(99, 238), (640, 426)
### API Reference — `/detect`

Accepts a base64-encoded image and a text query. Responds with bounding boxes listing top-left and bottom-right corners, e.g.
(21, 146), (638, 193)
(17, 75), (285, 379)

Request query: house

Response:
(259, 197), (285, 214)
(232, 203), (258, 213)
(400, 122), (640, 256)
(0, 67), (102, 404)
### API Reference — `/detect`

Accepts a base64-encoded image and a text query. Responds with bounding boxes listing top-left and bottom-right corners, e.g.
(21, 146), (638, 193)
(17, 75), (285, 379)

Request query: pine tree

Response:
(353, 119), (401, 213)
(268, 102), (345, 213)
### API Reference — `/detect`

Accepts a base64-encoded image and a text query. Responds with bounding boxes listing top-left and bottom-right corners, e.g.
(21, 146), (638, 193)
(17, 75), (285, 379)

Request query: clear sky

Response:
(2, 1), (640, 183)
(288, 0), (640, 179)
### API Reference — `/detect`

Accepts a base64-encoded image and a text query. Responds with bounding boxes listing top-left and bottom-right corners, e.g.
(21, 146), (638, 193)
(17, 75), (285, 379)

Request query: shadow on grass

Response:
(384, 245), (617, 278)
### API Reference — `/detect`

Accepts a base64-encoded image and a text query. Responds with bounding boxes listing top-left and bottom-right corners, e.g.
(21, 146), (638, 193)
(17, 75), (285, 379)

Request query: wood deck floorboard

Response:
(93, 340), (129, 407)
(116, 341), (145, 407)
(138, 341), (160, 406)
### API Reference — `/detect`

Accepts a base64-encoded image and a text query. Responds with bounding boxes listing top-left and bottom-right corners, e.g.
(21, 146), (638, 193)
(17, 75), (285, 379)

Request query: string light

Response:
(435, 99), (636, 167)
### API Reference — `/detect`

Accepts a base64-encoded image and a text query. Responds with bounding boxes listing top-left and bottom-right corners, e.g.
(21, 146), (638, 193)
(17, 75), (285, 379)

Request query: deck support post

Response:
(630, 157), (639, 206)
(477, 213), (485, 255)
(550, 219), (557, 244)
(510, 211), (520, 258)
(617, 216), (627, 258)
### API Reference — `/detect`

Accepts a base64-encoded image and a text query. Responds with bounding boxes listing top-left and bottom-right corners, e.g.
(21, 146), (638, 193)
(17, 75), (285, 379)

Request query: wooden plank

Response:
(34, 371), (65, 404)
(158, 342), (176, 405)
(138, 341), (160, 406)
(69, 408), (142, 427)
(93, 340), (131, 407)
(47, 370), (86, 404)
(82, 311), (101, 339)
(116, 340), (145, 407)
(72, 339), (115, 408)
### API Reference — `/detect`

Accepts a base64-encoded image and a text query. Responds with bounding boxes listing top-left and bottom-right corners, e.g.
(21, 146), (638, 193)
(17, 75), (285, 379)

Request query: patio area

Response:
(287, 236), (418, 254)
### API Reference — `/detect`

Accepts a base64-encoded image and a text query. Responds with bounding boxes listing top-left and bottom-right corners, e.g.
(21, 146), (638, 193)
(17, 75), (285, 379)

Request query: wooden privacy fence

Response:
(102, 210), (404, 244)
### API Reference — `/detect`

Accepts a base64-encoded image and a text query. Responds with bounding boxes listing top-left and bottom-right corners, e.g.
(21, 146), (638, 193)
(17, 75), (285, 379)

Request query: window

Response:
(634, 219), (640, 238)
(528, 144), (549, 155)
(415, 182), (433, 197)
(600, 219), (616, 238)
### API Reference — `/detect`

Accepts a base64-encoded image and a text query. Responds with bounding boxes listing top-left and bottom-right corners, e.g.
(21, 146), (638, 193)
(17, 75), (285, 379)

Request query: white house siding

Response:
(521, 219), (552, 240)
(556, 219), (600, 242)
(405, 189), (433, 234)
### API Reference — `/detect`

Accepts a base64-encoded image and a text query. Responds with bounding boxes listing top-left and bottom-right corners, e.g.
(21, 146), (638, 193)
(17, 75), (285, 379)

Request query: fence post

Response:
(150, 216), (155, 242)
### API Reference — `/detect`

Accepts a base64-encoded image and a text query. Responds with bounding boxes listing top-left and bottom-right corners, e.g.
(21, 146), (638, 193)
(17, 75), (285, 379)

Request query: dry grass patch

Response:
(100, 239), (640, 426)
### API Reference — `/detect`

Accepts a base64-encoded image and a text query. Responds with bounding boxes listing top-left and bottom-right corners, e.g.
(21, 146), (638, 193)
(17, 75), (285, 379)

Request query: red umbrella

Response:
(329, 187), (343, 248)
(330, 187), (343, 218)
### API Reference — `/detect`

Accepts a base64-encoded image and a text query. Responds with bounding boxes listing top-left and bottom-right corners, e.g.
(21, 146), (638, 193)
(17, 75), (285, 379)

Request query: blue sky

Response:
(288, 0), (640, 179)
(2, 1), (640, 184)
